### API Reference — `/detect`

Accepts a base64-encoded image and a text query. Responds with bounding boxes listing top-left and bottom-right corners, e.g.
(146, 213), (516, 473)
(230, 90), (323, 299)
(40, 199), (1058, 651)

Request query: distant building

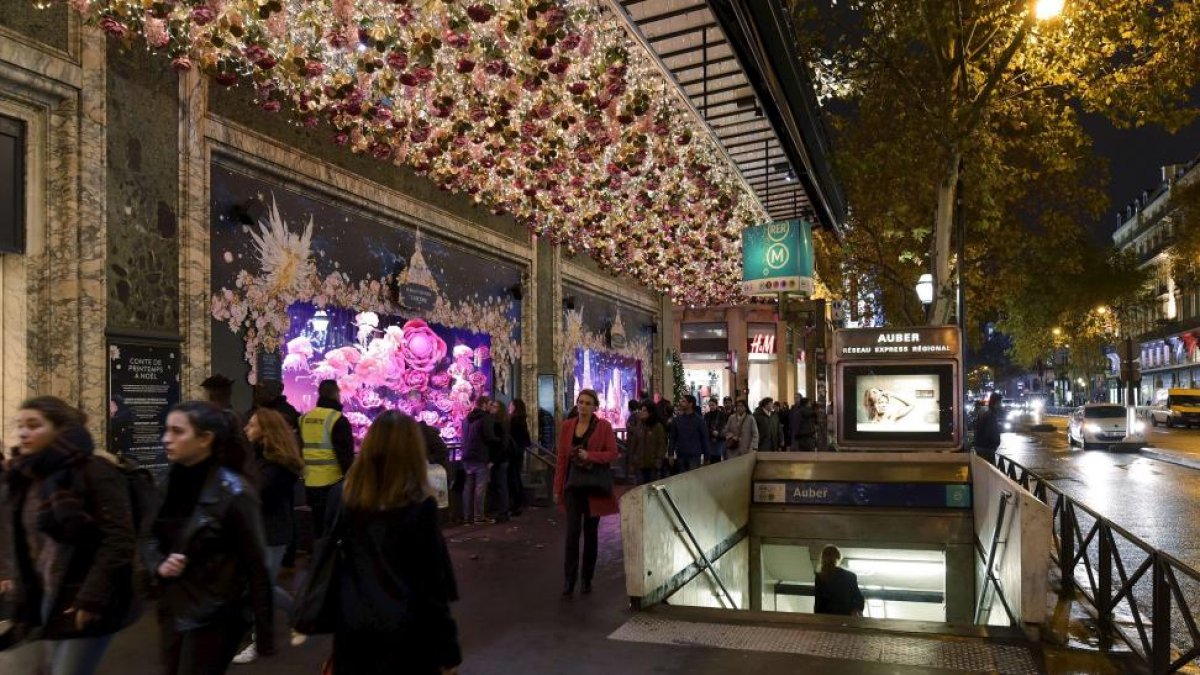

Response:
(1111, 158), (1200, 403)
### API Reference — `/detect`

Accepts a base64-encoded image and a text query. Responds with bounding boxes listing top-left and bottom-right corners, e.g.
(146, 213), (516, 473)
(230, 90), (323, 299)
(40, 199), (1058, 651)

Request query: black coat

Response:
(814, 567), (866, 616)
(326, 486), (461, 673)
(460, 408), (497, 464)
(4, 448), (137, 639)
(255, 453), (299, 547)
(143, 463), (275, 655)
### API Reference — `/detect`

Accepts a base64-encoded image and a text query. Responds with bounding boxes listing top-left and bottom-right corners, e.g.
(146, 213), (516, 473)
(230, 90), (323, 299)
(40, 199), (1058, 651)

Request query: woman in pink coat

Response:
(554, 389), (619, 596)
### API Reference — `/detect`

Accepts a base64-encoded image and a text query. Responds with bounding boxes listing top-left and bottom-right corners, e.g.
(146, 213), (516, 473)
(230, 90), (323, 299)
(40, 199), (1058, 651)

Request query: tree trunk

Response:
(931, 153), (961, 325)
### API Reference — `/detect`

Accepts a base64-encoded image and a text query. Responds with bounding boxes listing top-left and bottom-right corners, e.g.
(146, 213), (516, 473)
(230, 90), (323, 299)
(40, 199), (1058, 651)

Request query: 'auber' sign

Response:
(742, 219), (815, 296)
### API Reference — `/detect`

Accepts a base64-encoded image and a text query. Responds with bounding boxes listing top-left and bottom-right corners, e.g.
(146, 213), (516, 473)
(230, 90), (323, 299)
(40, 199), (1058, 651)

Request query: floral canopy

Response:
(62, 0), (771, 305)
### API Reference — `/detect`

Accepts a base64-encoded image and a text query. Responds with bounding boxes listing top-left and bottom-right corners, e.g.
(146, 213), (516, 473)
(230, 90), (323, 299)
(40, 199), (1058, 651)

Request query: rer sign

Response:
(742, 219), (815, 296)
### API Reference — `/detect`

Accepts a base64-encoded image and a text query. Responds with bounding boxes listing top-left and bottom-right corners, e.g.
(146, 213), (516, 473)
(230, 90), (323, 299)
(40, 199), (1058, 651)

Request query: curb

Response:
(1138, 447), (1200, 471)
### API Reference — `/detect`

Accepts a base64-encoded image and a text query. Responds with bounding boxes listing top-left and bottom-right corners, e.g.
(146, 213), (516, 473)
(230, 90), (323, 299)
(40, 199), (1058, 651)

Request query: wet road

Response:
(1001, 419), (1200, 664)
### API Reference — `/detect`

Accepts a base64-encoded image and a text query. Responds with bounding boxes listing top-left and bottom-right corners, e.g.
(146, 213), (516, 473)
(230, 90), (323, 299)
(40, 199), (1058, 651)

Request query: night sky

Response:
(1083, 112), (1200, 244)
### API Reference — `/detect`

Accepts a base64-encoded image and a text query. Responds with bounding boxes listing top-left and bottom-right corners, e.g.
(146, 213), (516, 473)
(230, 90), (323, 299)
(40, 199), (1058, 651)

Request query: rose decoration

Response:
(431, 372), (452, 389)
(404, 370), (430, 391)
(401, 319), (447, 372)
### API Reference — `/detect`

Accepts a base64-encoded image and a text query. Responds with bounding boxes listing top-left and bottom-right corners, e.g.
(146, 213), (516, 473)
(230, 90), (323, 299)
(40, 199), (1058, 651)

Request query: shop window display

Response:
(572, 348), (641, 430)
(281, 301), (492, 444)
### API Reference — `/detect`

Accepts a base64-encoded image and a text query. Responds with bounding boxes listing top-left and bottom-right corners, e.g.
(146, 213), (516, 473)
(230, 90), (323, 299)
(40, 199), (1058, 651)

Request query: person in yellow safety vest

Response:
(300, 379), (355, 538)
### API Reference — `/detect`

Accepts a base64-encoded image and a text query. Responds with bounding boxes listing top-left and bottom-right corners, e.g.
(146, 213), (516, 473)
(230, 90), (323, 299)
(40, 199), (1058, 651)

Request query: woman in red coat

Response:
(554, 389), (619, 596)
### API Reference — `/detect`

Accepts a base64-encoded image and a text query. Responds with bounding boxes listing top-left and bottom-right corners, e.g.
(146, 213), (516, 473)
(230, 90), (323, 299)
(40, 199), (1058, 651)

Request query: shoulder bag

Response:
(292, 505), (346, 635)
(565, 420), (613, 495)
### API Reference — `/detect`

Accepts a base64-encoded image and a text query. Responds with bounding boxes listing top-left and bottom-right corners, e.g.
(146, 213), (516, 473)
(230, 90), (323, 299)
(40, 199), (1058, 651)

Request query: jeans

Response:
(462, 462), (489, 523)
(507, 454), (525, 513)
(563, 488), (600, 584)
(306, 485), (333, 539)
(266, 544), (294, 616)
(706, 440), (725, 463)
(676, 455), (700, 472)
(488, 461), (509, 520)
(35, 634), (115, 675)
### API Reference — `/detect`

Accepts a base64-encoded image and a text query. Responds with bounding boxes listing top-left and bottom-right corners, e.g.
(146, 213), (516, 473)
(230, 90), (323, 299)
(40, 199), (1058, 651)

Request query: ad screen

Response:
(842, 364), (954, 443)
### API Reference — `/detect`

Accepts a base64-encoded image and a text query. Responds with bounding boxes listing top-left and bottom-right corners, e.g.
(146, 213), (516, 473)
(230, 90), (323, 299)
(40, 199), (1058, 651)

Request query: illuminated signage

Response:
(741, 219), (815, 296)
(835, 327), (959, 360)
(749, 332), (776, 354)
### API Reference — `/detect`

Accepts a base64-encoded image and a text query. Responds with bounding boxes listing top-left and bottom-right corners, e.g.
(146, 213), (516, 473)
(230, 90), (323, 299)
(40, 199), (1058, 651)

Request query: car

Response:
(1150, 388), (1200, 428)
(1067, 403), (1145, 450)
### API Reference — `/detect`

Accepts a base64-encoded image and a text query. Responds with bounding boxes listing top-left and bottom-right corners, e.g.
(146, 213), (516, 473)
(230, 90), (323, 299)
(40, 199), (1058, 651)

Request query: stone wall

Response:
(105, 45), (179, 333)
(0, 3), (68, 53)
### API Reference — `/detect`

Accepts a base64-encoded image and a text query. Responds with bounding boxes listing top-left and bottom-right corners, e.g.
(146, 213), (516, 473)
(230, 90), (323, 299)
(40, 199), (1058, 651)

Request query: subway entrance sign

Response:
(741, 219), (814, 296)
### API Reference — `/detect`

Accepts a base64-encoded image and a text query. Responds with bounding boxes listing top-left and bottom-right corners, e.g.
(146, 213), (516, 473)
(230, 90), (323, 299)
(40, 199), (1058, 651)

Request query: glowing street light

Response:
(915, 273), (934, 305)
(1035, 0), (1065, 20)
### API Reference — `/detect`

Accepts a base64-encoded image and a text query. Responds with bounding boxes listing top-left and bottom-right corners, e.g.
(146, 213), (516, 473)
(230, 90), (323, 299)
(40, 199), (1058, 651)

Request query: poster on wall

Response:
(207, 162), (521, 419)
(855, 373), (941, 433)
(573, 348), (641, 430)
(108, 341), (180, 478)
(280, 301), (492, 443)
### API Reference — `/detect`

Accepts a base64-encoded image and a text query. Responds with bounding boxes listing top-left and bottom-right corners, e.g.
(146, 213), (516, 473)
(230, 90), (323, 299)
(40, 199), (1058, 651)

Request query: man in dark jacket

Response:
(459, 397), (497, 524)
(754, 398), (782, 451)
(253, 379), (302, 436)
(299, 380), (354, 538)
(668, 395), (710, 472)
(973, 392), (1004, 463)
(790, 395), (818, 451)
(703, 398), (728, 464)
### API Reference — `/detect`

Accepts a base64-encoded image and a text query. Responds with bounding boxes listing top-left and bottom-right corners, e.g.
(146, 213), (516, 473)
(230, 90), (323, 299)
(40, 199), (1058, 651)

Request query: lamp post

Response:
(916, 273), (934, 322)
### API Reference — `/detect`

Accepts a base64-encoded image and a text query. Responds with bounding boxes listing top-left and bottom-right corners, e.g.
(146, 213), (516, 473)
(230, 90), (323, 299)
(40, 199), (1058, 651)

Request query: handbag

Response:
(292, 505), (345, 635)
(565, 419), (613, 494)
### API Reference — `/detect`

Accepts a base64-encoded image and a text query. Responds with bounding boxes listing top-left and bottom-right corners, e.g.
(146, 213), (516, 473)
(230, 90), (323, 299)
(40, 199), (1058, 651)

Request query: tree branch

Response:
(959, 19), (1030, 137)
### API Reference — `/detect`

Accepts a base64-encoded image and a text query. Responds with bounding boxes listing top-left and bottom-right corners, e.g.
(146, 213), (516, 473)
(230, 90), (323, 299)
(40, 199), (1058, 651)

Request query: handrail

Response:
(524, 444), (556, 470)
(994, 454), (1200, 674)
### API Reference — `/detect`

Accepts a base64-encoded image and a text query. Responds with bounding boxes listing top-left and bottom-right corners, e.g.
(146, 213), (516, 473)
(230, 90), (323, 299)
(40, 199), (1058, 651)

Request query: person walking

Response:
(775, 401), (791, 451)
(460, 397), (497, 525)
(633, 402), (667, 484)
(554, 390), (618, 596)
(668, 395), (710, 473)
(148, 401), (275, 675)
(251, 380), (301, 436)
(299, 380), (354, 539)
(703, 398), (728, 464)
(973, 392), (1004, 464)
(753, 398), (782, 452)
(233, 409), (305, 665)
(507, 400), (532, 517)
(323, 411), (461, 675)
(0, 397), (136, 675)
(814, 545), (865, 617)
(723, 400), (759, 458)
(790, 396), (818, 451)
(486, 400), (511, 524)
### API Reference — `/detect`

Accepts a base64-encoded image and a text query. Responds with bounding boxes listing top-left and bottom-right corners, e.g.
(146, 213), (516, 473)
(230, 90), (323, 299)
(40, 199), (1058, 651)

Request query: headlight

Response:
(1084, 423), (1102, 434)
(1008, 411), (1020, 420)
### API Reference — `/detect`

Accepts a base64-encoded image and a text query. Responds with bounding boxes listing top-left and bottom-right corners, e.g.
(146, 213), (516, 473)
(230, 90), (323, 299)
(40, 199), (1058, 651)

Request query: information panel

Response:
(108, 340), (180, 477)
(753, 480), (971, 509)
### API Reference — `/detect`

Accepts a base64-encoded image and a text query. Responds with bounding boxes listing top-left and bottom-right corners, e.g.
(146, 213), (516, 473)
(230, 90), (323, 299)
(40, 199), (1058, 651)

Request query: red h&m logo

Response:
(749, 332), (776, 355)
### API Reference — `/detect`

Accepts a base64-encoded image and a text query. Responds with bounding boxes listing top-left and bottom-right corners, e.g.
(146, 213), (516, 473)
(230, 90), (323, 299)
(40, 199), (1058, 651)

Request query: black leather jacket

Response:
(142, 464), (275, 654)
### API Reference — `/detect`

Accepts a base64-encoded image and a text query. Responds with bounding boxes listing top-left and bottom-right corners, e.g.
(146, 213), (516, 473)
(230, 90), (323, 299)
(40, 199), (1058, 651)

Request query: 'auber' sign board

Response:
(742, 219), (815, 296)
(753, 480), (971, 509)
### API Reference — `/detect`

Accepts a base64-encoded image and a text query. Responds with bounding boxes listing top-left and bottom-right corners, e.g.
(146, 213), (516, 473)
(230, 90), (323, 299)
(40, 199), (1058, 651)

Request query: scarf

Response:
(10, 428), (94, 544)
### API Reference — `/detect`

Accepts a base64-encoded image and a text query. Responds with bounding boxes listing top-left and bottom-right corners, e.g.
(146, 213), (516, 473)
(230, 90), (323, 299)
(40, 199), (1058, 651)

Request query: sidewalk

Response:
(94, 499), (1127, 675)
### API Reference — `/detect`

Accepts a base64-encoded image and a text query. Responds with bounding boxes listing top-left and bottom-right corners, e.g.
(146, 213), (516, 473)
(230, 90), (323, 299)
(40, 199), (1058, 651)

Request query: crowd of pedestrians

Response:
(0, 377), (464, 675)
(623, 393), (827, 483)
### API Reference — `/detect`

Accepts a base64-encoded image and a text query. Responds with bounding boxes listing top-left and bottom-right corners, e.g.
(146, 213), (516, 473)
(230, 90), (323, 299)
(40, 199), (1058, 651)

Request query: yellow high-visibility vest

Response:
(301, 407), (344, 487)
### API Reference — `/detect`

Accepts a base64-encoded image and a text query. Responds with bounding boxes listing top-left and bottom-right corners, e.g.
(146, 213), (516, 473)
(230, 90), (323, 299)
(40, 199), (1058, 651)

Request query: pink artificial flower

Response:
(439, 425), (457, 440)
(144, 18), (170, 48)
(332, 0), (355, 24)
(468, 371), (487, 388)
(355, 353), (389, 387)
(467, 4), (495, 23)
(304, 61), (325, 78)
(191, 6), (216, 25)
(401, 320), (447, 372)
(99, 17), (128, 38)
(261, 100), (282, 113)
(171, 57), (193, 72)
(404, 370), (430, 390)
(475, 345), (491, 361)
(420, 410), (440, 426)
(431, 372), (452, 389)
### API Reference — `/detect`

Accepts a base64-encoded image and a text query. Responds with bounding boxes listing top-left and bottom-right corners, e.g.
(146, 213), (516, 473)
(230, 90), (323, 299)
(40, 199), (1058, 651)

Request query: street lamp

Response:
(1035, 0), (1065, 20)
(916, 274), (934, 321)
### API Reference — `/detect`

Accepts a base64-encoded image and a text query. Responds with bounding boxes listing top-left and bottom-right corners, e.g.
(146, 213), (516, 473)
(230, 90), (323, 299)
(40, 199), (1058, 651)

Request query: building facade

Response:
(1111, 158), (1200, 403)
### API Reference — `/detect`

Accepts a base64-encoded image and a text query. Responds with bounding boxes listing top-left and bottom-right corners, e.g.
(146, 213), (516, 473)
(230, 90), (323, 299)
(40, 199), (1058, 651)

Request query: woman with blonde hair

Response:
(813, 545), (865, 617)
(234, 407), (306, 664)
(325, 411), (461, 675)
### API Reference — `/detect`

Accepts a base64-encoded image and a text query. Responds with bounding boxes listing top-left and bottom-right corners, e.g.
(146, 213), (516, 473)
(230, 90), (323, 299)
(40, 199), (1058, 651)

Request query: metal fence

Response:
(994, 455), (1200, 674)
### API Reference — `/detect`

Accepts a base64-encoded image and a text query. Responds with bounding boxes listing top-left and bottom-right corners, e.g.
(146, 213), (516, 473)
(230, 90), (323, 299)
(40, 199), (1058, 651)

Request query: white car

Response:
(1067, 404), (1145, 450)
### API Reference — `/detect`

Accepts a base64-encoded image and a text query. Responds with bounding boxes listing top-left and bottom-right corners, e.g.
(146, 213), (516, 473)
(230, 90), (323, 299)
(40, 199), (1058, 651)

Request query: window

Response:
(0, 116), (25, 254)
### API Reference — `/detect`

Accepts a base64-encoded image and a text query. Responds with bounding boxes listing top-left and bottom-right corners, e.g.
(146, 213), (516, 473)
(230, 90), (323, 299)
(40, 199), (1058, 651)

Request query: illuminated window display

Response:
(748, 323), (778, 405)
(572, 348), (641, 430)
(281, 302), (492, 443)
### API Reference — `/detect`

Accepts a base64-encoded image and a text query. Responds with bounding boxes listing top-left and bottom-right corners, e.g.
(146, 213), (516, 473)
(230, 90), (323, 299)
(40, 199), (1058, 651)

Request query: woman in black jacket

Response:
(507, 399), (531, 517)
(486, 400), (511, 524)
(233, 408), (305, 664)
(146, 401), (274, 675)
(326, 410), (460, 675)
(1, 396), (135, 675)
